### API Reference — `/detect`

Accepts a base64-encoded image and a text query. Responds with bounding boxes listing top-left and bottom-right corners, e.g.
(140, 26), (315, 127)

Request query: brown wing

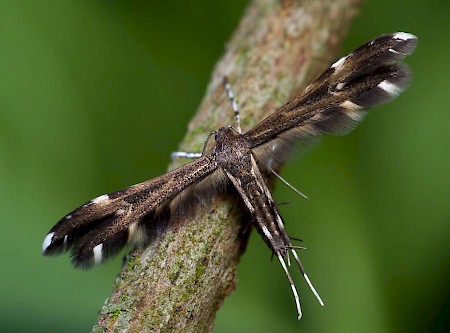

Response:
(245, 32), (418, 169)
(42, 155), (218, 268)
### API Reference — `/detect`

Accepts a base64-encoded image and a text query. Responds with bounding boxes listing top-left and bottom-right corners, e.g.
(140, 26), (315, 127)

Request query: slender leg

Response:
(171, 151), (202, 159)
(290, 249), (325, 307)
(268, 166), (309, 200)
(277, 253), (303, 319)
(171, 130), (216, 161)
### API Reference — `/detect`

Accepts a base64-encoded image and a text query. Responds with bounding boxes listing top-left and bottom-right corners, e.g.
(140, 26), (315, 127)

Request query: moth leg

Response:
(290, 248), (324, 306)
(268, 166), (309, 200)
(277, 252), (303, 319)
(171, 129), (217, 160)
(223, 77), (241, 134)
(171, 151), (202, 160)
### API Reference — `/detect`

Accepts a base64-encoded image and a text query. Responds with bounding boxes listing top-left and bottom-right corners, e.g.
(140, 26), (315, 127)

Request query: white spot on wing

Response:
(42, 232), (54, 253)
(346, 110), (367, 122)
(267, 142), (278, 169)
(65, 214), (72, 220)
(116, 208), (126, 215)
(331, 55), (347, 69)
(91, 194), (109, 204)
(393, 32), (416, 41)
(340, 100), (363, 110)
(388, 48), (400, 54)
(261, 225), (272, 240)
(128, 222), (138, 241)
(378, 80), (402, 95)
(93, 244), (103, 265)
(275, 214), (285, 229)
(336, 82), (346, 90)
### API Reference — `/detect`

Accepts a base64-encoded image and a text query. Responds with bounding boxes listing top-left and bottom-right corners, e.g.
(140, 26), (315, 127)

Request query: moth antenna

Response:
(268, 167), (308, 200)
(290, 248), (324, 306)
(201, 130), (217, 156)
(223, 77), (242, 134)
(277, 253), (303, 319)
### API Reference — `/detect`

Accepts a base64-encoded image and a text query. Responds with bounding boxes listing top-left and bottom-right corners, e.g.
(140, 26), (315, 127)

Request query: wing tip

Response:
(42, 232), (55, 255)
(392, 32), (417, 42)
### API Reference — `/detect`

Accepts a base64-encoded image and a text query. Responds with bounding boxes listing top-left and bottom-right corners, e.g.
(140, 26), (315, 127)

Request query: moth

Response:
(42, 32), (417, 319)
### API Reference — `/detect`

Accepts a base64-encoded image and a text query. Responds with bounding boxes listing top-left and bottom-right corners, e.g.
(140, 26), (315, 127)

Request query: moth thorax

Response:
(214, 127), (251, 165)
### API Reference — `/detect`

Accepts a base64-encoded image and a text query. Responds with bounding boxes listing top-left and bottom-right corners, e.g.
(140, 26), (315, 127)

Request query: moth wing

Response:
(42, 156), (217, 268)
(247, 32), (417, 170)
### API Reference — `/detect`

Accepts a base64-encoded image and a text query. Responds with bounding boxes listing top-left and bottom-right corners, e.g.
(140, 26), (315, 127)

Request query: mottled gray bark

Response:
(92, 0), (362, 332)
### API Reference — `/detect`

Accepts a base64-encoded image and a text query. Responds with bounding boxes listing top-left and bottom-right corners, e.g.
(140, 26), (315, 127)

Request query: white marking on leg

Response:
(171, 151), (202, 159)
(277, 253), (302, 319)
(378, 80), (402, 96)
(393, 32), (416, 41)
(290, 249), (324, 306)
(304, 273), (324, 306)
(93, 244), (103, 265)
(91, 194), (109, 204)
(290, 285), (301, 317)
(42, 232), (54, 253)
(340, 100), (363, 111)
(331, 55), (347, 70)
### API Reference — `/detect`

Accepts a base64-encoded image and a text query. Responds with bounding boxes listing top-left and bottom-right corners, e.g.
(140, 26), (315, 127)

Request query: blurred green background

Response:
(1, 1), (449, 332)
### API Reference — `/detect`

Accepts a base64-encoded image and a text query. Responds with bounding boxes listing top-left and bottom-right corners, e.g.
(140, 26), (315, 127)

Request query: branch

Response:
(92, 0), (362, 332)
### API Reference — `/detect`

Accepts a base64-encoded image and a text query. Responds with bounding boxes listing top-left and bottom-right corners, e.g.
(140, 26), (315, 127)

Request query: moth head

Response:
(215, 125), (246, 149)
(214, 126), (233, 148)
(213, 126), (251, 163)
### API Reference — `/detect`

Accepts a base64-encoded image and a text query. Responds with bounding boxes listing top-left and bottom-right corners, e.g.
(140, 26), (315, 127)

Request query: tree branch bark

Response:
(92, 0), (362, 332)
